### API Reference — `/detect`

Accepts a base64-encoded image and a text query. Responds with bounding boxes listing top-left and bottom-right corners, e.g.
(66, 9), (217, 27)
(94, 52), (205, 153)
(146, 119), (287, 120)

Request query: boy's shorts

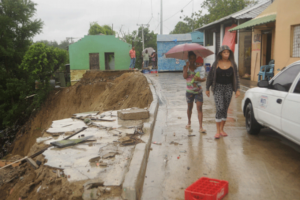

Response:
(186, 92), (203, 103)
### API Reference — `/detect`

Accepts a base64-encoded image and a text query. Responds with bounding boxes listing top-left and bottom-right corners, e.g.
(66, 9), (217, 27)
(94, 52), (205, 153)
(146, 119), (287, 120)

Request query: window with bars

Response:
(291, 25), (300, 58)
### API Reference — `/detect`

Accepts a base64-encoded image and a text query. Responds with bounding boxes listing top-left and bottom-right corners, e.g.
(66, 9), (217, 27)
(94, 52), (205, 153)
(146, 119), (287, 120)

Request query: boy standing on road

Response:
(129, 47), (136, 70)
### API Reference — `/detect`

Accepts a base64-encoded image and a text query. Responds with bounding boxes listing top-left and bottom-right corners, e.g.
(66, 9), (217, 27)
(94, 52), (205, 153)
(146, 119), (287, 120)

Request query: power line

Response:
(154, 23), (160, 32)
(163, 0), (193, 22)
(137, 0), (143, 23)
(147, 0), (153, 24)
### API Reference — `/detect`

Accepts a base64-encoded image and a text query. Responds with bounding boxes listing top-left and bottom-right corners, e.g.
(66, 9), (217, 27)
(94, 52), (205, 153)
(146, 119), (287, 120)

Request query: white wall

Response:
(234, 43), (239, 67)
(204, 46), (216, 66)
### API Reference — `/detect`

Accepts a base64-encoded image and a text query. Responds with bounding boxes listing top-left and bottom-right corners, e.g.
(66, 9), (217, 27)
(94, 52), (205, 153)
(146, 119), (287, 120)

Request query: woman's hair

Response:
(216, 47), (237, 66)
(188, 51), (196, 58)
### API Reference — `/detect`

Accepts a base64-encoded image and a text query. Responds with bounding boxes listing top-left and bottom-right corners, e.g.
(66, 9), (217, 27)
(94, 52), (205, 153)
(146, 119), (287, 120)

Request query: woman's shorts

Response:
(186, 92), (203, 103)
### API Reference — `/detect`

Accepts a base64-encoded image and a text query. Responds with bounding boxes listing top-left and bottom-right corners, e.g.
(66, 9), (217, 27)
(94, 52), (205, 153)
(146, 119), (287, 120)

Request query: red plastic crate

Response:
(185, 177), (228, 200)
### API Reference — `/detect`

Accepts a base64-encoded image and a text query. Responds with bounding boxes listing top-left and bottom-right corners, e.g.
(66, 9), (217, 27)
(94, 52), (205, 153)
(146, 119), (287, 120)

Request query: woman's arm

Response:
(233, 63), (241, 97)
(206, 62), (216, 91)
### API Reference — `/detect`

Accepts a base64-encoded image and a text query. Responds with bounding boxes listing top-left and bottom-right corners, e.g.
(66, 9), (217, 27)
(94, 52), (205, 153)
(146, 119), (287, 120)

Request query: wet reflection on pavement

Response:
(142, 73), (300, 200)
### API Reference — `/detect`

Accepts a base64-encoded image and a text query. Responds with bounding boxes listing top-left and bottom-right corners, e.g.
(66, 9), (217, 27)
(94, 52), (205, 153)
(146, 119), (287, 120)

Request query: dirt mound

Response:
(10, 71), (153, 157)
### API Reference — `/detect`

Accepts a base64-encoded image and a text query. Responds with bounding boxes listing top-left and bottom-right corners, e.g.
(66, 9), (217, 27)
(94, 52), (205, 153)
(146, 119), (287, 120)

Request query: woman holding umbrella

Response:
(206, 45), (240, 139)
(165, 43), (213, 133)
(183, 51), (206, 133)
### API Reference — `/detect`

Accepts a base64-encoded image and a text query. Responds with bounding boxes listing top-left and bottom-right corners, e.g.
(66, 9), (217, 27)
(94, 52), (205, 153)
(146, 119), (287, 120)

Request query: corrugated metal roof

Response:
(157, 34), (192, 42)
(229, 14), (276, 31)
(196, 0), (272, 31)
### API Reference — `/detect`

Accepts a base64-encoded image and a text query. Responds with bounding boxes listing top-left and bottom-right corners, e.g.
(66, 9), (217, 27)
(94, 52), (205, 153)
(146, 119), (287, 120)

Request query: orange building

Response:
(231, 0), (300, 81)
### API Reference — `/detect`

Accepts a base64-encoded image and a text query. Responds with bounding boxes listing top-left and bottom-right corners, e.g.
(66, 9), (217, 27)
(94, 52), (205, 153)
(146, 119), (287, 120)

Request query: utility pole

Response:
(137, 24), (149, 50)
(160, 0), (163, 34)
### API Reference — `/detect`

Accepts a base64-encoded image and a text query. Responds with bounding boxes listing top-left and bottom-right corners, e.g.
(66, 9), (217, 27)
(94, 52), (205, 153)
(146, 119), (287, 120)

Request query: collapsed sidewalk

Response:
(0, 71), (154, 200)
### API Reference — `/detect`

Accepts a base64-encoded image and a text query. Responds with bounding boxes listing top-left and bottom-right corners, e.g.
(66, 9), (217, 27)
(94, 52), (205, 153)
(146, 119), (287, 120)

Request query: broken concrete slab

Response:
(50, 136), (94, 148)
(73, 111), (99, 118)
(116, 128), (135, 135)
(117, 109), (149, 120)
(46, 118), (87, 134)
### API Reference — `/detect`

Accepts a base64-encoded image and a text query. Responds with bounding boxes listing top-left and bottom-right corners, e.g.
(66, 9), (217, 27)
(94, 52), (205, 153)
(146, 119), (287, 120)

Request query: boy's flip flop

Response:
(214, 134), (220, 139)
(199, 128), (206, 133)
(185, 125), (191, 129)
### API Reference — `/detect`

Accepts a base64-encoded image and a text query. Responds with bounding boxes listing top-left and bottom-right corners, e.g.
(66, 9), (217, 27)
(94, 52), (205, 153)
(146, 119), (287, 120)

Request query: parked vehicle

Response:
(242, 61), (300, 145)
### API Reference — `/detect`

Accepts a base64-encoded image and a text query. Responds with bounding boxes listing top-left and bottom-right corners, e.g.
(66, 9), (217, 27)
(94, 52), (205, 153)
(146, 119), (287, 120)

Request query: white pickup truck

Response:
(242, 61), (300, 145)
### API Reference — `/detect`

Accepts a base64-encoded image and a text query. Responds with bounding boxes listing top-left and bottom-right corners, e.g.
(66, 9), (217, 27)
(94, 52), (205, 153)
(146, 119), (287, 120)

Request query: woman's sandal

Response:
(220, 131), (228, 137)
(185, 125), (191, 129)
(214, 133), (220, 139)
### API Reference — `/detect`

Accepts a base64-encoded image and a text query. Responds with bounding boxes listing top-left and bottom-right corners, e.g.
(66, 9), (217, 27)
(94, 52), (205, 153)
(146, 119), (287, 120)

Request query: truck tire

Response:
(245, 102), (261, 134)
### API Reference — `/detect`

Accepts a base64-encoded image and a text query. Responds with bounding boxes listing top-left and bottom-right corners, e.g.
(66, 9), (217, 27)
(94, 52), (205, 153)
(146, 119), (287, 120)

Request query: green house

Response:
(69, 35), (132, 85)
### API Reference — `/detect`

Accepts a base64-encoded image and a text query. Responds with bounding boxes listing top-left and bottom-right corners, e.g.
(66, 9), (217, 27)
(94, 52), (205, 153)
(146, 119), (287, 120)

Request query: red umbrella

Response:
(165, 43), (214, 60)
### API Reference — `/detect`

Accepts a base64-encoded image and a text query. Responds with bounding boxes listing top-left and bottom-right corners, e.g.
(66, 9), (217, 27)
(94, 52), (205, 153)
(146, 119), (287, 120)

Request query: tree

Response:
(88, 22), (116, 35)
(20, 43), (68, 81)
(118, 27), (157, 69)
(170, 21), (193, 34)
(0, 0), (43, 74)
(0, 0), (43, 129)
(173, 0), (257, 31)
(35, 39), (71, 50)
(133, 27), (157, 69)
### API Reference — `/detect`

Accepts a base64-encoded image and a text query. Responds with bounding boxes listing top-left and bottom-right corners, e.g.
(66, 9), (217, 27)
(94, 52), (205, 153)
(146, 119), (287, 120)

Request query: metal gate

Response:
(89, 53), (100, 70)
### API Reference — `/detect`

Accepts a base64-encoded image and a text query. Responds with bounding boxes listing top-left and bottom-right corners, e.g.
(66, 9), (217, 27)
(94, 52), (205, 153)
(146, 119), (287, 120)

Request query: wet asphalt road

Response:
(142, 72), (300, 200)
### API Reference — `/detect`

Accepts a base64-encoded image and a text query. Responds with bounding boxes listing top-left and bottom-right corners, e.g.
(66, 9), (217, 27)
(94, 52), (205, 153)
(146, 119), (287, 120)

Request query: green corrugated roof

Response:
(229, 14), (276, 31)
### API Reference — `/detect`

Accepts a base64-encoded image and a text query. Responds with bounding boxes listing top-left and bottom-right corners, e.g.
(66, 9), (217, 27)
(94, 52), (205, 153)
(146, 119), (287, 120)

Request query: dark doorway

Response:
(266, 33), (272, 64)
(244, 35), (252, 75)
(261, 31), (273, 65)
(89, 53), (100, 70)
(215, 32), (221, 57)
(105, 53), (115, 70)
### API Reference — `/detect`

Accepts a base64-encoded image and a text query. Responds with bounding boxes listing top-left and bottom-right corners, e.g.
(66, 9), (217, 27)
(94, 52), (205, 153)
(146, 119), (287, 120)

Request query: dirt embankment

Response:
(0, 71), (152, 200)
(10, 71), (153, 157)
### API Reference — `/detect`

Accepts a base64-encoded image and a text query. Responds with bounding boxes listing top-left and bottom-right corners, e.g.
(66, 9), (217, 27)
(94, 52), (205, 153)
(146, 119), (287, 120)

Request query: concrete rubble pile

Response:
(34, 108), (149, 200)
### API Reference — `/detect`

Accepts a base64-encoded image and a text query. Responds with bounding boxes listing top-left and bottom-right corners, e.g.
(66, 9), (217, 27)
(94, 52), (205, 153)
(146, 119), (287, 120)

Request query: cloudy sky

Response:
(32, 0), (204, 43)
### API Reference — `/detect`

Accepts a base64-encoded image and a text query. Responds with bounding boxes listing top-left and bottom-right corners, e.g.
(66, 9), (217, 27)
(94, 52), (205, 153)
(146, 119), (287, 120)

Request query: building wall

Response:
(157, 41), (191, 71)
(191, 31), (204, 44)
(69, 35), (131, 71)
(257, 0), (278, 17)
(274, 0), (300, 73)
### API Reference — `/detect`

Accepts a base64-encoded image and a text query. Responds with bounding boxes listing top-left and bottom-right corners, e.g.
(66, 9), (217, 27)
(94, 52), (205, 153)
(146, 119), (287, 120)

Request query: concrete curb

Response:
(122, 75), (159, 200)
